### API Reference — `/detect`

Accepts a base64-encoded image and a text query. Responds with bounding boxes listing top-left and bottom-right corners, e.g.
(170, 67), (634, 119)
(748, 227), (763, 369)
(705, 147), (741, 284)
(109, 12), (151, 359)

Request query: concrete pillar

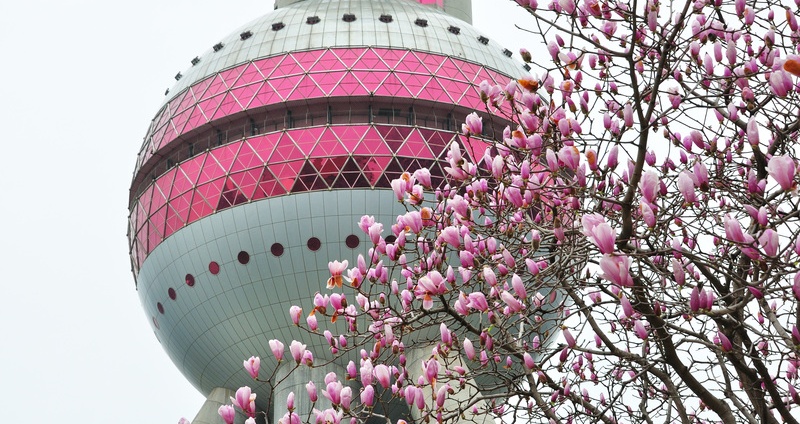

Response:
(191, 387), (236, 424)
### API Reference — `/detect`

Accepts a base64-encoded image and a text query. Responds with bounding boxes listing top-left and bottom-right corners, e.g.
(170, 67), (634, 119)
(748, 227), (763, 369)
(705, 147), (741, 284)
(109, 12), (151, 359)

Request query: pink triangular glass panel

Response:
(334, 48), (365, 68)
(354, 48), (385, 71)
(219, 66), (245, 89)
(233, 62), (265, 87)
(247, 134), (279, 164)
(203, 75), (227, 100)
(271, 132), (304, 162)
(314, 49), (347, 72)
(230, 82), (263, 109)
(334, 125), (368, 151)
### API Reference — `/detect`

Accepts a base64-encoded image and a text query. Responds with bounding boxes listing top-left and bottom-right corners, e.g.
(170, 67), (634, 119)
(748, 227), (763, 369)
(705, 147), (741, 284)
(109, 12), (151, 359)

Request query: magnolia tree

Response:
(212, 0), (800, 423)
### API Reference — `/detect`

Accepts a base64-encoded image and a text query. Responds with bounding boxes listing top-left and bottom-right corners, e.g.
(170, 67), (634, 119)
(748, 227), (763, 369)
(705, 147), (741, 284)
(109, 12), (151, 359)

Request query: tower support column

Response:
(190, 387), (236, 424)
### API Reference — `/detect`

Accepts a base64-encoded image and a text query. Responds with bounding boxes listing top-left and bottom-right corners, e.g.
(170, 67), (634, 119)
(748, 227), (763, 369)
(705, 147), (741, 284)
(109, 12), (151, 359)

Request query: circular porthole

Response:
(152, 317), (160, 329)
(385, 235), (397, 244)
(168, 288), (177, 300)
(238, 251), (250, 264)
(271, 243), (284, 257)
(345, 234), (360, 249)
(209, 261), (220, 275)
(157, 302), (165, 314)
(185, 274), (195, 287)
(307, 237), (321, 251)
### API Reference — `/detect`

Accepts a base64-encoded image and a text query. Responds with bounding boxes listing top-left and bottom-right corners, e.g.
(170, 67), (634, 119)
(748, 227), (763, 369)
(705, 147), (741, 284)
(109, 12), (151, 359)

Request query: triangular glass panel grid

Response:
(211, 92), (244, 120)
(230, 82), (264, 110)
(231, 140), (266, 172)
(269, 132), (305, 163)
(334, 125), (369, 151)
(269, 160), (305, 193)
(287, 127), (325, 156)
(372, 48), (407, 70)
(253, 167), (286, 199)
(310, 127), (349, 157)
(233, 62), (265, 87)
(288, 74), (325, 101)
(314, 49), (348, 72)
(353, 48), (385, 71)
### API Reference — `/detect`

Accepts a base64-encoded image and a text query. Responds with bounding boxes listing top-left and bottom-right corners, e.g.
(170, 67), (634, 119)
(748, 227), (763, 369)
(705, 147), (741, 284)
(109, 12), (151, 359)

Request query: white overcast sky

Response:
(0, 1), (538, 423)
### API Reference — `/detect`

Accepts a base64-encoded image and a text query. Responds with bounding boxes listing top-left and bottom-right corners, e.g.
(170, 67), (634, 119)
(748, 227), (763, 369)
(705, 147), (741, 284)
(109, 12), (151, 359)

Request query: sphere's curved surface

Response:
(128, 0), (526, 411)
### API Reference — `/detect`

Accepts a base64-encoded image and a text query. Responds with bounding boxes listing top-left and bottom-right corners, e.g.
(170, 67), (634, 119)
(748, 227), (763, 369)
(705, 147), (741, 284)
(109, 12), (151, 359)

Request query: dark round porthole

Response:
(168, 288), (177, 300)
(238, 251), (250, 264)
(209, 261), (220, 275)
(345, 234), (360, 249)
(157, 302), (165, 314)
(385, 235), (397, 244)
(307, 237), (321, 251)
(271, 243), (284, 256)
(185, 274), (195, 287)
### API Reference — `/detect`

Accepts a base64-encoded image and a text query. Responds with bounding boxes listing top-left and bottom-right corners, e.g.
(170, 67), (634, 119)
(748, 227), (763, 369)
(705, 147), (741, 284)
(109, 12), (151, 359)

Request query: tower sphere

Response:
(128, 0), (526, 412)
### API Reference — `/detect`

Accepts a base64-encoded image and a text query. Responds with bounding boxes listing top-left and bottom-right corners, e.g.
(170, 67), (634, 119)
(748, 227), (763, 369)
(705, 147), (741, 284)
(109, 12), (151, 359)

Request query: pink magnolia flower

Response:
(599, 254), (634, 287)
(361, 384), (375, 407)
(640, 202), (656, 228)
(677, 171), (696, 204)
(784, 54), (800, 77)
(340, 387), (352, 410)
(558, 145), (580, 170)
(390, 178), (406, 201)
(306, 313), (318, 331)
(523, 352), (535, 370)
(759, 229), (779, 257)
(440, 323), (452, 346)
(306, 381), (318, 402)
(326, 260), (349, 289)
(413, 168), (432, 188)
(463, 337), (476, 360)
(623, 103), (634, 127)
(415, 271), (447, 309)
(289, 340), (307, 364)
(746, 117), (759, 146)
(243, 356), (260, 379)
(462, 112), (483, 135)
(634, 320), (648, 340)
(289, 306), (302, 325)
(511, 274), (527, 299)
(438, 226), (461, 247)
(767, 155), (796, 191)
(231, 386), (256, 417)
(466, 291), (489, 311)
(793, 272), (800, 301)
(563, 328), (576, 347)
(606, 145), (618, 170)
(422, 358), (439, 384)
(639, 170), (659, 203)
(500, 291), (524, 313)
(374, 364), (391, 388)
(582, 214), (615, 254)
(717, 331), (733, 352)
(723, 214), (755, 246)
(269, 339), (284, 361)
(218, 405), (236, 424)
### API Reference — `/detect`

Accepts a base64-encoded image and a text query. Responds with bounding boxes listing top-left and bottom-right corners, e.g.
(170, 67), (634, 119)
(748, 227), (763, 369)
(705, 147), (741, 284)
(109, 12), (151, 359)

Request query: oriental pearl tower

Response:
(128, 0), (526, 422)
